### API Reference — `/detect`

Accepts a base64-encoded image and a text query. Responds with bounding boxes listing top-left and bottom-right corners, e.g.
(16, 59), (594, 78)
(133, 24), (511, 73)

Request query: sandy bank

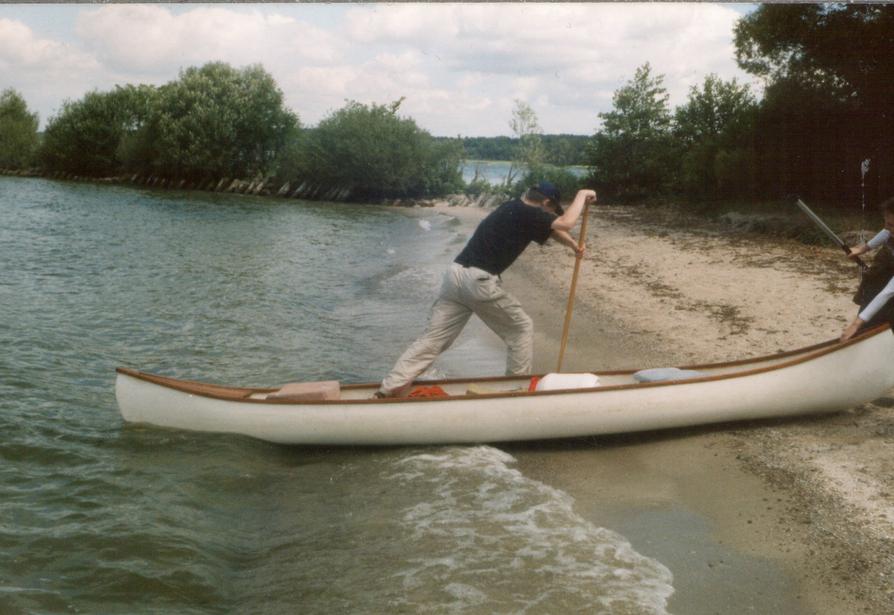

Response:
(429, 200), (894, 614)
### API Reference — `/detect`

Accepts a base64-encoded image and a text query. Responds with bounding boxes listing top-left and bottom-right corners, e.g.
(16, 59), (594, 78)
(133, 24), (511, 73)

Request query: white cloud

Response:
(75, 5), (342, 76)
(0, 17), (98, 77)
(2, 3), (757, 136)
(0, 17), (104, 121)
(375, 51), (424, 74)
(334, 3), (753, 134)
(345, 4), (460, 44)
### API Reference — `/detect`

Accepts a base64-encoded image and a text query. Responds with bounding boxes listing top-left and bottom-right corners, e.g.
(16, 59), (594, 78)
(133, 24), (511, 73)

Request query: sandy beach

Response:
(428, 200), (894, 614)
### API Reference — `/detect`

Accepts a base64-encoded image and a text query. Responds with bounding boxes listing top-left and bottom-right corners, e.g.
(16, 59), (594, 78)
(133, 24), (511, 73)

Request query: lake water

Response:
(0, 178), (676, 613)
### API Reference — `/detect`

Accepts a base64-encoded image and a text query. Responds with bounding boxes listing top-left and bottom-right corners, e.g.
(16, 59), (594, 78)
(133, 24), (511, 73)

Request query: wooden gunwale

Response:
(115, 324), (890, 405)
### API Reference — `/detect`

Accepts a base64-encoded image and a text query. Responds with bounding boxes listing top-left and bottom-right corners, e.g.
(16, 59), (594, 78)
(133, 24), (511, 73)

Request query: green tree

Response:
(0, 89), (39, 169)
(675, 75), (755, 146)
(291, 99), (463, 200)
(113, 84), (160, 173)
(508, 100), (546, 187)
(735, 4), (894, 100)
(588, 63), (674, 199)
(543, 135), (581, 166)
(456, 136), (516, 161)
(451, 135), (590, 166)
(674, 74), (757, 199)
(269, 123), (305, 186)
(734, 4), (894, 202)
(40, 85), (155, 176)
(139, 62), (298, 180)
(505, 114), (588, 201)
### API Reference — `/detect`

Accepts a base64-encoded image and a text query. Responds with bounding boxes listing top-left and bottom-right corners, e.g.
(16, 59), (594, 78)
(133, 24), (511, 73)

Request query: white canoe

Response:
(115, 325), (894, 446)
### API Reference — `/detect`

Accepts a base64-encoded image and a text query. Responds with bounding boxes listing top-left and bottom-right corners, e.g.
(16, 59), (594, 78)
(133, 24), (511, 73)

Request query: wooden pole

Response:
(556, 203), (590, 372)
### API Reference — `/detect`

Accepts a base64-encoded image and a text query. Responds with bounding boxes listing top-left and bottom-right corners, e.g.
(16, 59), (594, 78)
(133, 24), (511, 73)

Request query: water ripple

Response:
(0, 177), (671, 613)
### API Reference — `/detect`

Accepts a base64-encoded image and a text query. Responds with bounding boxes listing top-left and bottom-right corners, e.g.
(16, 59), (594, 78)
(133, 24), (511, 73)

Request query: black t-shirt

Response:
(454, 199), (555, 275)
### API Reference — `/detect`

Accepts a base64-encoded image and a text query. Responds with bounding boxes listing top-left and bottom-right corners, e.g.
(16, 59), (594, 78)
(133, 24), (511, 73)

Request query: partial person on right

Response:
(840, 196), (894, 341)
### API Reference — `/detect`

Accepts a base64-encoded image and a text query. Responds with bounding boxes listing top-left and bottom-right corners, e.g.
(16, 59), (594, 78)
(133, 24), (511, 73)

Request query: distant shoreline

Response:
(0, 167), (512, 208)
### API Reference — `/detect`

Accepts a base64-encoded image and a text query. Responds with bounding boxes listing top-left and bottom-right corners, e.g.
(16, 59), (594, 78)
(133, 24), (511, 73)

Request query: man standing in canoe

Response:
(375, 182), (597, 398)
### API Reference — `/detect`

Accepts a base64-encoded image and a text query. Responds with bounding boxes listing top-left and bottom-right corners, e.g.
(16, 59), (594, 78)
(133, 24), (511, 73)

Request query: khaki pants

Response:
(380, 263), (533, 394)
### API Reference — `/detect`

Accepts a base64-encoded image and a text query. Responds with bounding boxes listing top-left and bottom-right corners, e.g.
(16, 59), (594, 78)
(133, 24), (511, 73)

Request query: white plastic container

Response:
(535, 372), (600, 391)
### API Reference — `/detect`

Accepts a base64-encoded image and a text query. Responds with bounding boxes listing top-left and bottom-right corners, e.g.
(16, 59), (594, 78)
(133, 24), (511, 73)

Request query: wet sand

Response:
(427, 200), (894, 614)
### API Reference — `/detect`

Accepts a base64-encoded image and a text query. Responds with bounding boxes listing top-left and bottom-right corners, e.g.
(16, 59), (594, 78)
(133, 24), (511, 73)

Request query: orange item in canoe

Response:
(408, 385), (449, 398)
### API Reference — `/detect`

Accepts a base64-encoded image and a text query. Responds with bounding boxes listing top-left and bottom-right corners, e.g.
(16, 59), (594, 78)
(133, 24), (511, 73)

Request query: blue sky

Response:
(0, 3), (759, 137)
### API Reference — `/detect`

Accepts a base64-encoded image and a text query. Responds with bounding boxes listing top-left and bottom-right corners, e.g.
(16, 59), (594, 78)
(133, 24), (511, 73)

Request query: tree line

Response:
(1, 4), (891, 207)
(10, 63), (466, 201)
(452, 135), (590, 166)
(589, 4), (894, 207)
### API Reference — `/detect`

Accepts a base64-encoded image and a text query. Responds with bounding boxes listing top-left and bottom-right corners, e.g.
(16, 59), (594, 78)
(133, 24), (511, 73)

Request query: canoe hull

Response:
(115, 327), (894, 446)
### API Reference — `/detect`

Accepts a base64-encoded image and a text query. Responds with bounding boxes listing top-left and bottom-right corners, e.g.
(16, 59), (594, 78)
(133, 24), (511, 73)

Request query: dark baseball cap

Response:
(535, 181), (561, 204)
(531, 181), (565, 216)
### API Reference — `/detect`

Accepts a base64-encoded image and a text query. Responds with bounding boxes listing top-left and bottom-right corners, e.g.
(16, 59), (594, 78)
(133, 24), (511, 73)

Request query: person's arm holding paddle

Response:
(551, 229), (586, 258)
(551, 189), (596, 232)
(847, 243), (872, 260)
